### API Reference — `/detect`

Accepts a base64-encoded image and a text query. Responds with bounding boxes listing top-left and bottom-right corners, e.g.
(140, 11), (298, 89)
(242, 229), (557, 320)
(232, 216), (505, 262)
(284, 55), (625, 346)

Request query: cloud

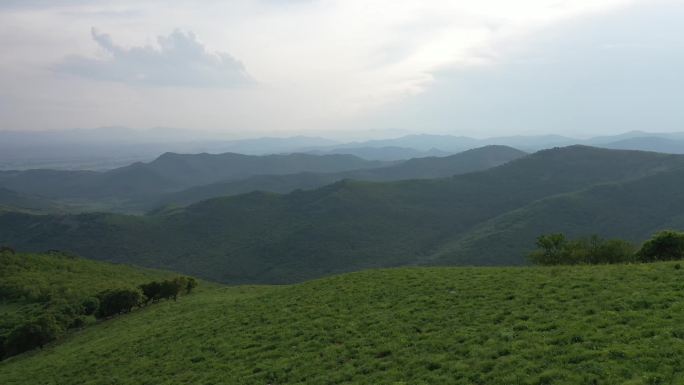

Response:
(55, 28), (253, 87)
(360, 0), (684, 137)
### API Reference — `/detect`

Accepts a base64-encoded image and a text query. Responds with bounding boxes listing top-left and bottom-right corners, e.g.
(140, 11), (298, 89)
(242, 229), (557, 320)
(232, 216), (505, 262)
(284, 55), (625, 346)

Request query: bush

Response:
(159, 278), (185, 301)
(529, 234), (636, 265)
(47, 299), (85, 329)
(81, 297), (100, 316)
(637, 230), (684, 262)
(528, 234), (570, 265)
(0, 246), (15, 255)
(583, 236), (636, 265)
(139, 281), (162, 305)
(96, 289), (142, 318)
(3, 314), (62, 356)
(185, 277), (198, 294)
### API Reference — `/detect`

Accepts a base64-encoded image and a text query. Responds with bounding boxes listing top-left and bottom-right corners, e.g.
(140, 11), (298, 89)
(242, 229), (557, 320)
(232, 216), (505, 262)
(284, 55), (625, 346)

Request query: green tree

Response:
(637, 230), (684, 262)
(96, 289), (142, 318)
(4, 314), (62, 356)
(139, 281), (162, 305)
(81, 297), (100, 316)
(528, 233), (569, 265)
(591, 238), (636, 264)
(529, 234), (636, 265)
(185, 277), (198, 294)
(160, 278), (185, 301)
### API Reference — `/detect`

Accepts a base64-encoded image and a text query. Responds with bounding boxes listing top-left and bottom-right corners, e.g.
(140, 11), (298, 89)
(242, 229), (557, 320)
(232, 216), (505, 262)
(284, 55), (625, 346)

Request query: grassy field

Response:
(0, 252), (182, 303)
(2, 262), (684, 384)
(0, 252), (204, 361)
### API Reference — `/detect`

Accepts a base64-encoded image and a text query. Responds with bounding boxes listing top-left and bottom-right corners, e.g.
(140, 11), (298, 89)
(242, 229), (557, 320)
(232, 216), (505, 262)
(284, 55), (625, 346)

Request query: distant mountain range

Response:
(0, 146), (524, 213)
(305, 146), (450, 161)
(0, 152), (385, 206)
(3, 146), (684, 284)
(6, 128), (684, 170)
(151, 145), (526, 208)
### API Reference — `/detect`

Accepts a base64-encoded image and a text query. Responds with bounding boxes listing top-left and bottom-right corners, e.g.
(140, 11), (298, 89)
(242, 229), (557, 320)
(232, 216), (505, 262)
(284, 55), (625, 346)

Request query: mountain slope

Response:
(599, 136), (684, 154)
(2, 264), (683, 384)
(0, 188), (60, 213)
(431, 165), (684, 266)
(153, 145), (526, 208)
(306, 146), (451, 161)
(1, 146), (682, 284)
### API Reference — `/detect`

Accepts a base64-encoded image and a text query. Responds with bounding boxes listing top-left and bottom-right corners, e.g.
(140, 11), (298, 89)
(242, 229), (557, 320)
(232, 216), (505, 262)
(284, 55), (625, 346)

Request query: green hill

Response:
(0, 251), (192, 360)
(1, 263), (683, 384)
(431, 166), (684, 266)
(152, 145), (526, 208)
(1, 146), (684, 284)
(0, 188), (61, 213)
(0, 251), (179, 303)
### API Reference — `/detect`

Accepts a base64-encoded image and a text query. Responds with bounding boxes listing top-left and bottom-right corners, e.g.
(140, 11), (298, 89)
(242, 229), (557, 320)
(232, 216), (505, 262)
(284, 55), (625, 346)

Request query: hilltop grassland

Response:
(2, 262), (684, 384)
(0, 252), (204, 360)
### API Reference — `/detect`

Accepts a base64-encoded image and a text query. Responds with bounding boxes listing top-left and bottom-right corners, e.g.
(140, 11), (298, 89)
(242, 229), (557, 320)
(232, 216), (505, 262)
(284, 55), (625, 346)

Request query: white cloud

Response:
(0, 0), (647, 134)
(55, 28), (253, 87)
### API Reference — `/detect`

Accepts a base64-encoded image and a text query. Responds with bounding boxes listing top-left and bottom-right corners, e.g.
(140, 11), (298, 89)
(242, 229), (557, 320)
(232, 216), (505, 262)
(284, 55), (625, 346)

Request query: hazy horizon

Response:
(1, 0), (682, 138)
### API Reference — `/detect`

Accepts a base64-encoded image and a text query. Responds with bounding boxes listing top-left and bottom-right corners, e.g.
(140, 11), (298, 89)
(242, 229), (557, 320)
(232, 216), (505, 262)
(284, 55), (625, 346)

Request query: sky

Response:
(0, 0), (682, 139)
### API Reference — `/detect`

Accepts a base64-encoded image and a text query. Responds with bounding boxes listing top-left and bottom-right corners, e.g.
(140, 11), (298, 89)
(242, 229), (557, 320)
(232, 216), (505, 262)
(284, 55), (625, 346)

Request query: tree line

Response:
(1, 276), (197, 360)
(528, 230), (684, 265)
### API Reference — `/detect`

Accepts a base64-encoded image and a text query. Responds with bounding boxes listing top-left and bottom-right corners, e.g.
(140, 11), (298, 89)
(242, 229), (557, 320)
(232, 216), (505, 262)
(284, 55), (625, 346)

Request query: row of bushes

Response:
(528, 230), (684, 265)
(1, 277), (197, 360)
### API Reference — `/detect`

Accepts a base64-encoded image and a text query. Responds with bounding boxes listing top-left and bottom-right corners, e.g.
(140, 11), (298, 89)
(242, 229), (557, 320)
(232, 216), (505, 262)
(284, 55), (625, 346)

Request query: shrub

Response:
(4, 314), (62, 356)
(0, 246), (15, 255)
(81, 297), (100, 316)
(584, 236), (636, 264)
(529, 234), (636, 265)
(159, 278), (186, 301)
(96, 289), (142, 318)
(139, 281), (162, 305)
(528, 234), (569, 265)
(637, 230), (684, 262)
(47, 299), (85, 329)
(185, 277), (198, 294)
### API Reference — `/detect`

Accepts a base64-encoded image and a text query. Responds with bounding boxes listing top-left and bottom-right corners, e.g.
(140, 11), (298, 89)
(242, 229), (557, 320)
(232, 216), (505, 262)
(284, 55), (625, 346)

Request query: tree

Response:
(159, 278), (185, 301)
(81, 297), (100, 316)
(47, 298), (86, 329)
(185, 277), (198, 294)
(4, 314), (62, 356)
(139, 281), (162, 305)
(528, 233), (636, 265)
(96, 289), (142, 318)
(528, 233), (569, 265)
(637, 230), (684, 262)
(591, 238), (636, 264)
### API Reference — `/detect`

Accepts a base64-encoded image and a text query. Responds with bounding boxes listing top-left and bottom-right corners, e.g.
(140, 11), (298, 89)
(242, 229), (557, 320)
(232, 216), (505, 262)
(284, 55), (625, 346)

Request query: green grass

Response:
(0, 252), (183, 303)
(0, 252), (205, 360)
(2, 262), (684, 384)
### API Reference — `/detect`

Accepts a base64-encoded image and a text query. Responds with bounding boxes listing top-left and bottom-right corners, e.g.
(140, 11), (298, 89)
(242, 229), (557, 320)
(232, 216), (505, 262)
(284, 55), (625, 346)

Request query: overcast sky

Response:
(0, 0), (681, 138)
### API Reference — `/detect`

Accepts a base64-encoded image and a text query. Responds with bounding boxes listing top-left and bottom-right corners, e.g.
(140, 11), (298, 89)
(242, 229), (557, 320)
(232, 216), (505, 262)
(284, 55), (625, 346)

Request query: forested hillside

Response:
(152, 145), (526, 208)
(2, 146), (683, 284)
(431, 166), (684, 266)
